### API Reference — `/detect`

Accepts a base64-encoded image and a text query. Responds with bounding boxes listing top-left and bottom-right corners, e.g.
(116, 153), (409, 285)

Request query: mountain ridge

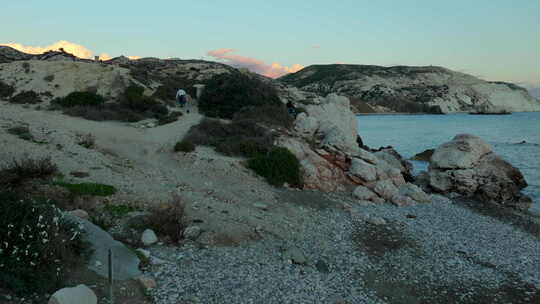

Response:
(279, 64), (540, 113)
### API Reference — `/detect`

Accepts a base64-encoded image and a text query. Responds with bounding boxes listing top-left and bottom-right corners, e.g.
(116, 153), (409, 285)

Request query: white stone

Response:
(350, 158), (377, 182)
(399, 183), (431, 203)
(353, 186), (378, 201)
(48, 284), (97, 304)
(141, 229), (158, 246)
(430, 134), (492, 169)
(183, 226), (202, 241)
(373, 180), (399, 200)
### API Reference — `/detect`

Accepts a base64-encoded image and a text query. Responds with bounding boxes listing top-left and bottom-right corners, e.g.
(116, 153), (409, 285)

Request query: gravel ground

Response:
(146, 194), (540, 304)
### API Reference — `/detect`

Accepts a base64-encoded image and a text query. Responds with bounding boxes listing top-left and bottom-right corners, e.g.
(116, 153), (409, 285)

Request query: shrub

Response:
(0, 81), (15, 98)
(9, 91), (43, 104)
(0, 192), (89, 294)
(51, 91), (105, 108)
(0, 156), (57, 185)
(6, 125), (33, 141)
(198, 72), (283, 120)
(21, 62), (30, 73)
(248, 147), (302, 187)
(53, 181), (117, 196)
(144, 194), (186, 243)
(174, 139), (195, 152)
(120, 85), (168, 117)
(157, 111), (183, 126)
(43, 75), (55, 82)
(233, 104), (293, 128)
(185, 118), (275, 157)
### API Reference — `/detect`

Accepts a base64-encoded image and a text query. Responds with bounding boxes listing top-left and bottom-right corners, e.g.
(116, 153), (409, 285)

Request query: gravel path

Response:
(146, 194), (540, 304)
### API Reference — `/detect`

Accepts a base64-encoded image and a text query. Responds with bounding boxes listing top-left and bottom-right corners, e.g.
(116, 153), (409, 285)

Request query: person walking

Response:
(176, 89), (187, 108)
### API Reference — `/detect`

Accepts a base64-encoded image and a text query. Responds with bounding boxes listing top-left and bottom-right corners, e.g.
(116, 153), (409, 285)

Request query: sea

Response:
(356, 112), (540, 215)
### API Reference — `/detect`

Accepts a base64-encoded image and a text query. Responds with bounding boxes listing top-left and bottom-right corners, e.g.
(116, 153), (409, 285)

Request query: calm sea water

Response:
(356, 112), (540, 214)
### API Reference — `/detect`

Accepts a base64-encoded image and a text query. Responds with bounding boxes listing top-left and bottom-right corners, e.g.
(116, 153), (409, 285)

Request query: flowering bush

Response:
(0, 192), (89, 294)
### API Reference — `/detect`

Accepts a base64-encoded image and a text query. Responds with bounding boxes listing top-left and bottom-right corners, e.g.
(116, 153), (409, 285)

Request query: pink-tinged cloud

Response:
(0, 40), (139, 61)
(207, 48), (303, 78)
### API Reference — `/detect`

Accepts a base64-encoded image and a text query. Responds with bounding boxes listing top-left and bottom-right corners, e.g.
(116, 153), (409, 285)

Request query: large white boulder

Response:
(49, 285), (97, 304)
(430, 134), (492, 169)
(428, 134), (531, 210)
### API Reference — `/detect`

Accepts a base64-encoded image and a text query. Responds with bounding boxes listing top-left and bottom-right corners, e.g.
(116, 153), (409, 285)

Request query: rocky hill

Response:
(0, 46), (235, 103)
(279, 64), (540, 113)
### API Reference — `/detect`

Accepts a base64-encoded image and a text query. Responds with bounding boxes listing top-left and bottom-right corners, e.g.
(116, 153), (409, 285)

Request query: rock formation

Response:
(277, 92), (430, 206)
(279, 64), (540, 114)
(428, 134), (531, 210)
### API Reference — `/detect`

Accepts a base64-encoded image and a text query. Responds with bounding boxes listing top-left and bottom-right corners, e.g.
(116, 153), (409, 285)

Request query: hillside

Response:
(0, 46), (235, 103)
(279, 64), (540, 113)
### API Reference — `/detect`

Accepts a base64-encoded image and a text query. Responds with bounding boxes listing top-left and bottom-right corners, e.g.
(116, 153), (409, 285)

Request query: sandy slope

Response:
(0, 101), (324, 246)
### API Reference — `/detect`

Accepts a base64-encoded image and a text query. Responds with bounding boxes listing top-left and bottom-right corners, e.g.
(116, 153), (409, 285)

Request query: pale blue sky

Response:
(2, 0), (539, 85)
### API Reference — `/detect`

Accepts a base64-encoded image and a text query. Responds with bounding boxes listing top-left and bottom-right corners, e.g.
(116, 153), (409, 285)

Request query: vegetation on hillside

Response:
(0, 80), (15, 98)
(0, 157), (89, 294)
(199, 72), (291, 126)
(51, 85), (179, 123)
(9, 91), (43, 104)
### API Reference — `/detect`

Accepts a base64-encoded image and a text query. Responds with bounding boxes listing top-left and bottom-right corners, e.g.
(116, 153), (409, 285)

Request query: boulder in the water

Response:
(428, 134), (531, 210)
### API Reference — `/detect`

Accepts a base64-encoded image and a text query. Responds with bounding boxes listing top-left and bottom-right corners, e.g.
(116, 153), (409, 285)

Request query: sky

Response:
(1, 0), (539, 88)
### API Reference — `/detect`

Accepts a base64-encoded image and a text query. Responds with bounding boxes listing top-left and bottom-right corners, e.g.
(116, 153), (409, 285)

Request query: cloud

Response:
(207, 48), (303, 78)
(0, 40), (139, 61)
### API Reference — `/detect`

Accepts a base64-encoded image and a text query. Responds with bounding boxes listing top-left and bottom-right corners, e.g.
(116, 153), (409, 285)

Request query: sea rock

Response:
(294, 112), (318, 138)
(48, 284), (97, 304)
(353, 186), (378, 201)
(428, 134), (531, 210)
(304, 93), (359, 154)
(373, 180), (399, 200)
(374, 148), (413, 179)
(141, 229), (158, 246)
(278, 137), (350, 192)
(349, 158), (377, 182)
(399, 183), (431, 203)
(412, 149), (435, 161)
(430, 134), (492, 169)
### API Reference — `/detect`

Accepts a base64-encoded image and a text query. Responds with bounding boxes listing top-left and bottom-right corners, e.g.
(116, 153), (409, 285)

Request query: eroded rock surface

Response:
(428, 134), (531, 210)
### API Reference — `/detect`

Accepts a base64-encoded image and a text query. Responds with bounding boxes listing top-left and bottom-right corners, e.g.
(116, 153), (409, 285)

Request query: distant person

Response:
(286, 101), (297, 117)
(176, 89), (187, 108)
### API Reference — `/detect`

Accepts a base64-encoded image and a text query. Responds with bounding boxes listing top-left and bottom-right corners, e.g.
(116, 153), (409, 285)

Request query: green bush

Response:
(185, 118), (275, 157)
(0, 81), (15, 98)
(51, 91), (105, 108)
(120, 85), (168, 117)
(248, 147), (302, 187)
(9, 91), (43, 104)
(6, 125), (33, 141)
(53, 181), (117, 196)
(43, 75), (55, 82)
(174, 139), (195, 152)
(198, 72), (283, 120)
(0, 192), (89, 294)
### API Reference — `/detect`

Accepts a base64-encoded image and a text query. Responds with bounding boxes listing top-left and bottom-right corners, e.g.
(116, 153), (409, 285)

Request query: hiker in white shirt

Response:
(176, 89), (187, 108)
